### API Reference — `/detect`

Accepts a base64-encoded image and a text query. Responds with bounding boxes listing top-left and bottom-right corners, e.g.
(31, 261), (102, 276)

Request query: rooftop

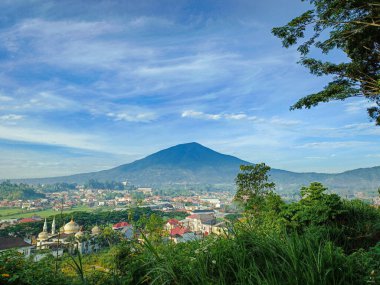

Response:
(0, 237), (32, 250)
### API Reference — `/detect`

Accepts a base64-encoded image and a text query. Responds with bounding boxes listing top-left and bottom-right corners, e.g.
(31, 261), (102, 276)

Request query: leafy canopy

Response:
(272, 0), (380, 124)
(234, 163), (275, 209)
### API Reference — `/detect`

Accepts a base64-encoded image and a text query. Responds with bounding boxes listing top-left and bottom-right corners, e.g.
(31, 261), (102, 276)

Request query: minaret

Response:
(51, 216), (56, 235)
(43, 218), (48, 232)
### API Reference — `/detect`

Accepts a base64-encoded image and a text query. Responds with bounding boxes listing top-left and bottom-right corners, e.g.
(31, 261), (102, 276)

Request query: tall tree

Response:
(272, 0), (380, 124)
(234, 163), (275, 210)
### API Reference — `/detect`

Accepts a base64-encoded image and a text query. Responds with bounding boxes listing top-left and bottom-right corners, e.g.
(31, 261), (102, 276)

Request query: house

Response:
(113, 222), (134, 239)
(169, 227), (197, 243)
(165, 219), (180, 231)
(0, 237), (34, 257)
(201, 219), (217, 235)
(18, 217), (41, 224)
(185, 213), (216, 232)
(137, 188), (153, 196)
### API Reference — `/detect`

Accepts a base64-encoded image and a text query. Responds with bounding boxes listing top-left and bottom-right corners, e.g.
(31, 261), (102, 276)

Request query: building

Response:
(113, 222), (134, 239)
(200, 198), (221, 208)
(169, 227), (197, 243)
(165, 219), (180, 231)
(0, 237), (34, 257)
(185, 213), (216, 233)
(36, 217), (101, 255)
(137, 188), (153, 196)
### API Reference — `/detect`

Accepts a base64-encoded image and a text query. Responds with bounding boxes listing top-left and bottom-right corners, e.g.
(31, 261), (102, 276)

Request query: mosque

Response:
(37, 217), (102, 254)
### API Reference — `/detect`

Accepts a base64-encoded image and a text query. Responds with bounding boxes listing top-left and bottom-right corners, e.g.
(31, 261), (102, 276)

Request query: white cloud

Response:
(106, 111), (157, 122)
(0, 114), (24, 121)
(365, 154), (380, 158)
(181, 110), (259, 121)
(0, 95), (13, 102)
(2, 18), (157, 71)
(270, 116), (301, 126)
(298, 141), (369, 149)
(0, 125), (103, 151)
(0, 91), (79, 112)
(345, 100), (377, 114)
(181, 110), (222, 120)
(181, 111), (303, 129)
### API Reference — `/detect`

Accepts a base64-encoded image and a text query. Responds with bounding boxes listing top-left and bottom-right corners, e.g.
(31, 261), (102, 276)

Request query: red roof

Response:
(18, 218), (36, 223)
(170, 227), (189, 236)
(167, 219), (179, 225)
(113, 222), (131, 229)
(186, 214), (198, 219)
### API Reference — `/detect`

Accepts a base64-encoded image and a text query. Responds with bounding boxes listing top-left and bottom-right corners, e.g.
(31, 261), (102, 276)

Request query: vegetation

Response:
(0, 181), (45, 200)
(0, 205), (98, 219)
(1, 170), (379, 284)
(84, 180), (127, 191)
(38, 183), (77, 193)
(272, 0), (380, 124)
(234, 163), (275, 211)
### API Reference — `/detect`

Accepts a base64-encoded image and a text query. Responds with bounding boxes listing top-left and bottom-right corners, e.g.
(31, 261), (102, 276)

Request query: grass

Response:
(0, 208), (24, 217)
(137, 229), (367, 285)
(0, 205), (103, 219)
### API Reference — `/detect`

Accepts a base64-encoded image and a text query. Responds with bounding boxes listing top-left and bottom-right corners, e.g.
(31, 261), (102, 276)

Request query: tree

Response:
(282, 182), (344, 228)
(144, 213), (165, 243)
(234, 163), (275, 210)
(272, 0), (380, 124)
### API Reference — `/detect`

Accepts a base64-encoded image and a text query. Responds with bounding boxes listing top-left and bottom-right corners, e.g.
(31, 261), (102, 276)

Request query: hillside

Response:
(11, 142), (380, 194)
(0, 181), (45, 200)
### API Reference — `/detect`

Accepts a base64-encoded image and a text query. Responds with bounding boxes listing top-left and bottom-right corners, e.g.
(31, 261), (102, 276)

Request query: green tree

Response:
(100, 226), (121, 247)
(234, 163), (275, 210)
(281, 182), (344, 228)
(272, 0), (380, 124)
(144, 213), (165, 243)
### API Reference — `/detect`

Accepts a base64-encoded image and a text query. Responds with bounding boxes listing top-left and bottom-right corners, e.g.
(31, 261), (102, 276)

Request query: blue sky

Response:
(0, 0), (379, 178)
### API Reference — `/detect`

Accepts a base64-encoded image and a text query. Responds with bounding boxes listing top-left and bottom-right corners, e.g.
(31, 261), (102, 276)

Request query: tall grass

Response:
(139, 227), (367, 285)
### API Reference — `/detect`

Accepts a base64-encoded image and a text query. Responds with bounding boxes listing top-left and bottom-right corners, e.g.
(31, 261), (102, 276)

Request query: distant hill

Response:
(0, 181), (45, 200)
(11, 142), (380, 195)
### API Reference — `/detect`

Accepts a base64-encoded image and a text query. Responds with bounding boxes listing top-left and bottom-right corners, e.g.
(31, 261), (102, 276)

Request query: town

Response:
(0, 182), (239, 259)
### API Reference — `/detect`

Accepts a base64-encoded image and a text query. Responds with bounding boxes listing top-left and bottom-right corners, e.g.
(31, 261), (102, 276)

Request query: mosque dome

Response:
(91, 225), (101, 235)
(63, 219), (80, 234)
(38, 231), (49, 240)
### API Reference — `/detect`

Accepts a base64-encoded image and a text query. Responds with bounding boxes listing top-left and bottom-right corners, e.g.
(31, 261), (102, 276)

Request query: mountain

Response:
(12, 142), (380, 194)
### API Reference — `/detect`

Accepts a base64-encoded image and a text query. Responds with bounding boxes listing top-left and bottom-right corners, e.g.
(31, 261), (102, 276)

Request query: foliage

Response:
(138, 230), (371, 285)
(84, 180), (126, 190)
(0, 181), (45, 200)
(272, 0), (380, 124)
(234, 163), (275, 210)
(38, 183), (77, 193)
(281, 182), (345, 228)
(142, 213), (166, 243)
(0, 251), (69, 285)
(1, 173), (379, 284)
(279, 182), (380, 252)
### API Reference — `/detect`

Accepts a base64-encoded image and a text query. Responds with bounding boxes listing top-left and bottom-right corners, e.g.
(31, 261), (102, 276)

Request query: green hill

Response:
(0, 181), (45, 200)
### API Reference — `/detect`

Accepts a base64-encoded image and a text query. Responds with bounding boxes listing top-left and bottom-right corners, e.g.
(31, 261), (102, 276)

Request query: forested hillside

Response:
(0, 181), (45, 200)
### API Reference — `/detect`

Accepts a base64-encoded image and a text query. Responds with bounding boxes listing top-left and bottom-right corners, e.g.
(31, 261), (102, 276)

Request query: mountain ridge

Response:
(8, 142), (380, 193)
